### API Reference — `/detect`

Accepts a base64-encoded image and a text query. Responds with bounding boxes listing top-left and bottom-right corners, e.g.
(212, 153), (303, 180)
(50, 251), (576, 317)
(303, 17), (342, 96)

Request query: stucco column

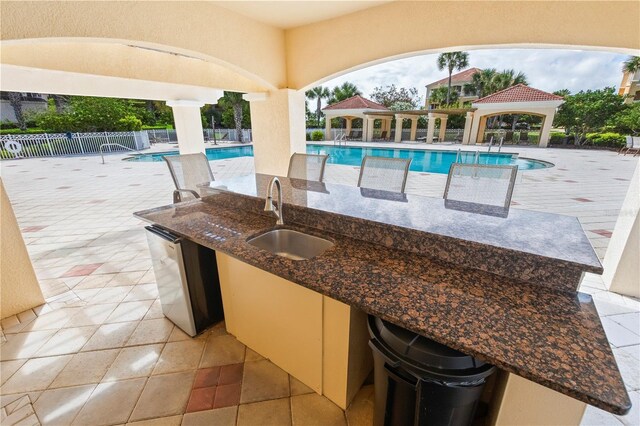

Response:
(462, 112), (474, 145)
(365, 117), (375, 142)
(325, 114), (332, 140)
(603, 162), (640, 298)
(245, 89), (306, 176)
(166, 100), (205, 154)
(538, 113), (555, 147)
(475, 116), (488, 144)
(409, 118), (418, 141)
(345, 118), (352, 135)
(426, 113), (436, 144)
(438, 117), (448, 142)
(394, 116), (403, 142)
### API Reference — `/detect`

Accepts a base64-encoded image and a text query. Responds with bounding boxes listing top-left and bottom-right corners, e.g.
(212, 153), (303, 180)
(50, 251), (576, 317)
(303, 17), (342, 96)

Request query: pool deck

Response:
(1, 142), (638, 425)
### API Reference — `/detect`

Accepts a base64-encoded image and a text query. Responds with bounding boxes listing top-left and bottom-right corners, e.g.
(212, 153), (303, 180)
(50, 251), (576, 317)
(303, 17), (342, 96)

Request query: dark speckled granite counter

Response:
(135, 174), (630, 415)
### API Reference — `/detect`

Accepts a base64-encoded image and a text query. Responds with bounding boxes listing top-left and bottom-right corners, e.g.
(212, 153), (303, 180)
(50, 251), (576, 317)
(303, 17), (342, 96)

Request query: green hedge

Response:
(0, 128), (48, 135)
(585, 132), (626, 148)
(311, 130), (324, 141)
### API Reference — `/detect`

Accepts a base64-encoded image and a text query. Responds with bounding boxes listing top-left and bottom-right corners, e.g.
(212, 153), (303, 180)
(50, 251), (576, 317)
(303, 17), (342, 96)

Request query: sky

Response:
(320, 48), (628, 107)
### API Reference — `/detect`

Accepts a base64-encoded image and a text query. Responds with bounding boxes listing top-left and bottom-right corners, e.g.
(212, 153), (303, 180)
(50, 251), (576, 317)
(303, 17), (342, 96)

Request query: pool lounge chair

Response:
(374, 131), (389, 142)
(444, 163), (518, 210)
(287, 153), (329, 182)
(621, 136), (640, 156)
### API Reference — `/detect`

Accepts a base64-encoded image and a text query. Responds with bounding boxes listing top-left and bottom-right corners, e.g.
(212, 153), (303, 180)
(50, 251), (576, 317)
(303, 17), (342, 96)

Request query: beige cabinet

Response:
(216, 252), (371, 408)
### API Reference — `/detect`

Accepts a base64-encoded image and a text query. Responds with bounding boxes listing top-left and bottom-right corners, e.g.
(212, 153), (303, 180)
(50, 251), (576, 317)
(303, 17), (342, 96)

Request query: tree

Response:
(218, 92), (249, 143)
(610, 102), (640, 135)
(553, 87), (626, 145)
(370, 84), (420, 108)
(328, 82), (361, 104)
(470, 68), (498, 98)
(6, 92), (26, 130)
(429, 86), (459, 107)
(436, 51), (469, 105)
(623, 56), (640, 74)
(306, 86), (331, 127)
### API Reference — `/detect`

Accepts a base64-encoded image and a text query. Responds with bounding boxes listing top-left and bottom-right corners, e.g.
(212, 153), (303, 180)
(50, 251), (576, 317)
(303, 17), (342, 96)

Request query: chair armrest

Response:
(173, 189), (200, 203)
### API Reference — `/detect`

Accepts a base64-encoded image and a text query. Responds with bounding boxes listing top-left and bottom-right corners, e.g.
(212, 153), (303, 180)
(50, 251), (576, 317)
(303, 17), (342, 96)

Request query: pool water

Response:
(128, 144), (551, 173)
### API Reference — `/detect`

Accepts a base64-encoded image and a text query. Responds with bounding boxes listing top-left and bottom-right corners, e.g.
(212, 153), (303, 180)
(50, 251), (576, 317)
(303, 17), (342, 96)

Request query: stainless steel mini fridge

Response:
(145, 225), (224, 336)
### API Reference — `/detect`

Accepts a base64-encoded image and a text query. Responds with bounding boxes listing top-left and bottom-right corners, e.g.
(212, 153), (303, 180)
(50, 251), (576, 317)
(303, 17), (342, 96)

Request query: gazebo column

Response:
(426, 113), (436, 144)
(409, 118), (418, 141)
(394, 116), (403, 142)
(462, 112), (474, 145)
(166, 100), (206, 154)
(362, 117), (374, 142)
(538, 112), (555, 148)
(345, 118), (352, 135)
(325, 114), (332, 141)
(438, 117), (448, 142)
(245, 89), (306, 175)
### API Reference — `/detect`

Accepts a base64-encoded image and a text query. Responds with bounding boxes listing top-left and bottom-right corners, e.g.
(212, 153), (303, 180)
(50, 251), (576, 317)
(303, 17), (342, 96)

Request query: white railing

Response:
(0, 131), (149, 160)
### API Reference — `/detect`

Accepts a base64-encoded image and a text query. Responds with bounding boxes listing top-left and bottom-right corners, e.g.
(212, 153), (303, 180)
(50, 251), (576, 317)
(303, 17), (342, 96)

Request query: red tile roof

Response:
(322, 95), (388, 111)
(427, 68), (481, 88)
(473, 84), (564, 104)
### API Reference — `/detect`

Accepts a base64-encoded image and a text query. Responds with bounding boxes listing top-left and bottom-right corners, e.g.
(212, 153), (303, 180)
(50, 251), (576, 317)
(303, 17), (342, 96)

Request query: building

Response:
(425, 68), (481, 109)
(618, 68), (640, 103)
(0, 92), (48, 124)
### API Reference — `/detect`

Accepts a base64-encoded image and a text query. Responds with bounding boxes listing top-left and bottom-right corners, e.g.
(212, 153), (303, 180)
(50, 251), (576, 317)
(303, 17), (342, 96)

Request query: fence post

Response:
(77, 133), (85, 154)
(44, 133), (54, 157)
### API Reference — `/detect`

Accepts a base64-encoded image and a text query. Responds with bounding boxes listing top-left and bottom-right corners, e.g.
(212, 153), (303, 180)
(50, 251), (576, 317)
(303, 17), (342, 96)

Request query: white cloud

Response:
(320, 48), (627, 107)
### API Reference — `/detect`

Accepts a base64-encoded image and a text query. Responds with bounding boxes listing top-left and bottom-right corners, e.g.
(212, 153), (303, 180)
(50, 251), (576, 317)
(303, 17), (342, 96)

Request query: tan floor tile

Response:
(107, 272), (147, 288)
(126, 319), (173, 346)
(237, 398), (291, 426)
(199, 335), (245, 369)
(167, 327), (190, 343)
(0, 330), (56, 360)
(0, 360), (27, 385)
(345, 384), (374, 426)
(291, 393), (347, 426)
(123, 285), (158, 302)
(290, 376), (314, 396)
(103, 344), (163, 381)
(105, 301), (153, 324)
(34, 384), (95, 425)
(35, 326), (97, 357)
(244, 348), (264, 363)
(81, 322), (139, 352)
(181, 406), (237, 426)
(50, 349), (119, 388)
(73, 378), (146, 426)
(129, 371), (195, 422)
(240, 360), (289, 404)
(143, 300), (164, 320)
(126, 414), (182, 426)
(20, 308), (81, 332)
(153, 340), (205, 375)
(1, 355), (72, 394)
(65, 303), (119, 328)
(75, 274), (116, 290)
(91, 286), (134, 305)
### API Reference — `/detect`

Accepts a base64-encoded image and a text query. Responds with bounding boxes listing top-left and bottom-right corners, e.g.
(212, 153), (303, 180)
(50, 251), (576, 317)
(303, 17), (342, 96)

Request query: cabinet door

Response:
(216, 253), (323, 393)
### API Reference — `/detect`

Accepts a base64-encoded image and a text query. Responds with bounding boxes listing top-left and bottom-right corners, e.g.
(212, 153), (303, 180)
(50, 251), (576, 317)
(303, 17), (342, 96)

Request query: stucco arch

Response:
(0, 1), (287, 90)
(286, 1), (640, 90)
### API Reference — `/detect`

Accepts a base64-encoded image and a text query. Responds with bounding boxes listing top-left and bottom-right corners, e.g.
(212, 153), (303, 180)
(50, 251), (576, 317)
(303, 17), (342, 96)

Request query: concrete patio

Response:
(0, 144), (638, 425)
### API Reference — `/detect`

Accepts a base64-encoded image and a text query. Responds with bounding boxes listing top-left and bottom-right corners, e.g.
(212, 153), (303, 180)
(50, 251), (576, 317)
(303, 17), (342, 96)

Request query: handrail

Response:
(455, 148), (462, 163)
(100, 143), (142, 164)
(487, 136), (494, 152)
(474, 150), (480, 164)
(498, 136), (504, 153)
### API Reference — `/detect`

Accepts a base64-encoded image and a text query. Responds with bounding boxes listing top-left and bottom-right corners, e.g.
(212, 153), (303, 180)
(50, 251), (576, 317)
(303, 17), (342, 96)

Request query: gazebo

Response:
(468, 84), (564, 147)
(322, 95), (391, 141)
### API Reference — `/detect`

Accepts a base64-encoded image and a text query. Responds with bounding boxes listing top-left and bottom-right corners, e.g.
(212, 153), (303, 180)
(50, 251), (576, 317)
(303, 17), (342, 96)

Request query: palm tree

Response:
(493, 69), (528, 92)
(436, 51), (470, 105)
(471, 68), (498, 98)
(328, 82), (362, 104)
(623, 56), (640, 74)
(220, 91), (247, 143)
(6, 92), (26, 130)
(306, 86), (330, 127)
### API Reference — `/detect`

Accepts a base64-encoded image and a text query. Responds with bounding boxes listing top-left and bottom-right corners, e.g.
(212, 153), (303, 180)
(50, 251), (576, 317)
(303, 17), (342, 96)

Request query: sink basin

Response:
(247, 229), (334, 260)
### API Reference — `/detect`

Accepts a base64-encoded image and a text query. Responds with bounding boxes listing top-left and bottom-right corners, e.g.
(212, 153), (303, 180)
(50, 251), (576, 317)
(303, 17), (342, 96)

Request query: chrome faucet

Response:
(264, 177), (284, 225)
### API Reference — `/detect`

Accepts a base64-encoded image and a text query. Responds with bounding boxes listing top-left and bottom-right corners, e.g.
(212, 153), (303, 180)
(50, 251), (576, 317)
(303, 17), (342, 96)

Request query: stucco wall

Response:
(285, 1), (640, 89)
(0, 99), (48, 123)
(0, 180), (44, 320)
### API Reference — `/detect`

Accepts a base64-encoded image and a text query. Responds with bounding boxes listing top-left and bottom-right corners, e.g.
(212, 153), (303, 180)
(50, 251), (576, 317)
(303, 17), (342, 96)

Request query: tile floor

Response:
(1, 143), (639, 425)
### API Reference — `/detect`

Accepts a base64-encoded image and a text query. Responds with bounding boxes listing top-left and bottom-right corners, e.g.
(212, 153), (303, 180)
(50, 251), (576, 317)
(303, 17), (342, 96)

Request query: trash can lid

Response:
(371, 316), (488, 372)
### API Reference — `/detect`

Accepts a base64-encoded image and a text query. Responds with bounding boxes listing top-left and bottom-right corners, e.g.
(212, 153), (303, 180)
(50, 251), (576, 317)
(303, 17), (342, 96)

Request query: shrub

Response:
(585, 132), (626, 148)
(311, 130), (324, 141)
(306, 132), (311, 141)
(116, 115), (143, 131)
(549, 132), (566, 145)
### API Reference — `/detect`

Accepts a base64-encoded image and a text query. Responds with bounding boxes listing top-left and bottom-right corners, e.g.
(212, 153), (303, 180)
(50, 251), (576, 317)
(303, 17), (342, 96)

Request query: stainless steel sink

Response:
(247, 229), (334, 261)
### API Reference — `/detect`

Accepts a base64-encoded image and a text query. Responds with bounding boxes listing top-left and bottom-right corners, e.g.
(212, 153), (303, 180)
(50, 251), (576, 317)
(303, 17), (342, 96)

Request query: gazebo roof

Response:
(322, 95), (388, 111)
(473, 84), (563, 104)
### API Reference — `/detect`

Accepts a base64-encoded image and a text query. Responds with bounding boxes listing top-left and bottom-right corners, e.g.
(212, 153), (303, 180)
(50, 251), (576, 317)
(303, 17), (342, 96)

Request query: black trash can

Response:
(368, 316), (496, 426)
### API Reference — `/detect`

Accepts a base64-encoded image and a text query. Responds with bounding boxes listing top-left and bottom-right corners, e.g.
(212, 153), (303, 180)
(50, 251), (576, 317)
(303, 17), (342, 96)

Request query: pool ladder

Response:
(455, 149), (481, 164)
(100, 143), (143, 164)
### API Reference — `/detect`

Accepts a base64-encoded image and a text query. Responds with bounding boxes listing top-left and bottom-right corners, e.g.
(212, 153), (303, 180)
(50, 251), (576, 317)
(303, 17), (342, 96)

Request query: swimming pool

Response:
(128, 144), (552, 173)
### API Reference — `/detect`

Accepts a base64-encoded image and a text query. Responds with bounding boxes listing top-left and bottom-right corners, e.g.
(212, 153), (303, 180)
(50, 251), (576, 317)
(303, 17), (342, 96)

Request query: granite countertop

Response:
(135, 176), (630, 415)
